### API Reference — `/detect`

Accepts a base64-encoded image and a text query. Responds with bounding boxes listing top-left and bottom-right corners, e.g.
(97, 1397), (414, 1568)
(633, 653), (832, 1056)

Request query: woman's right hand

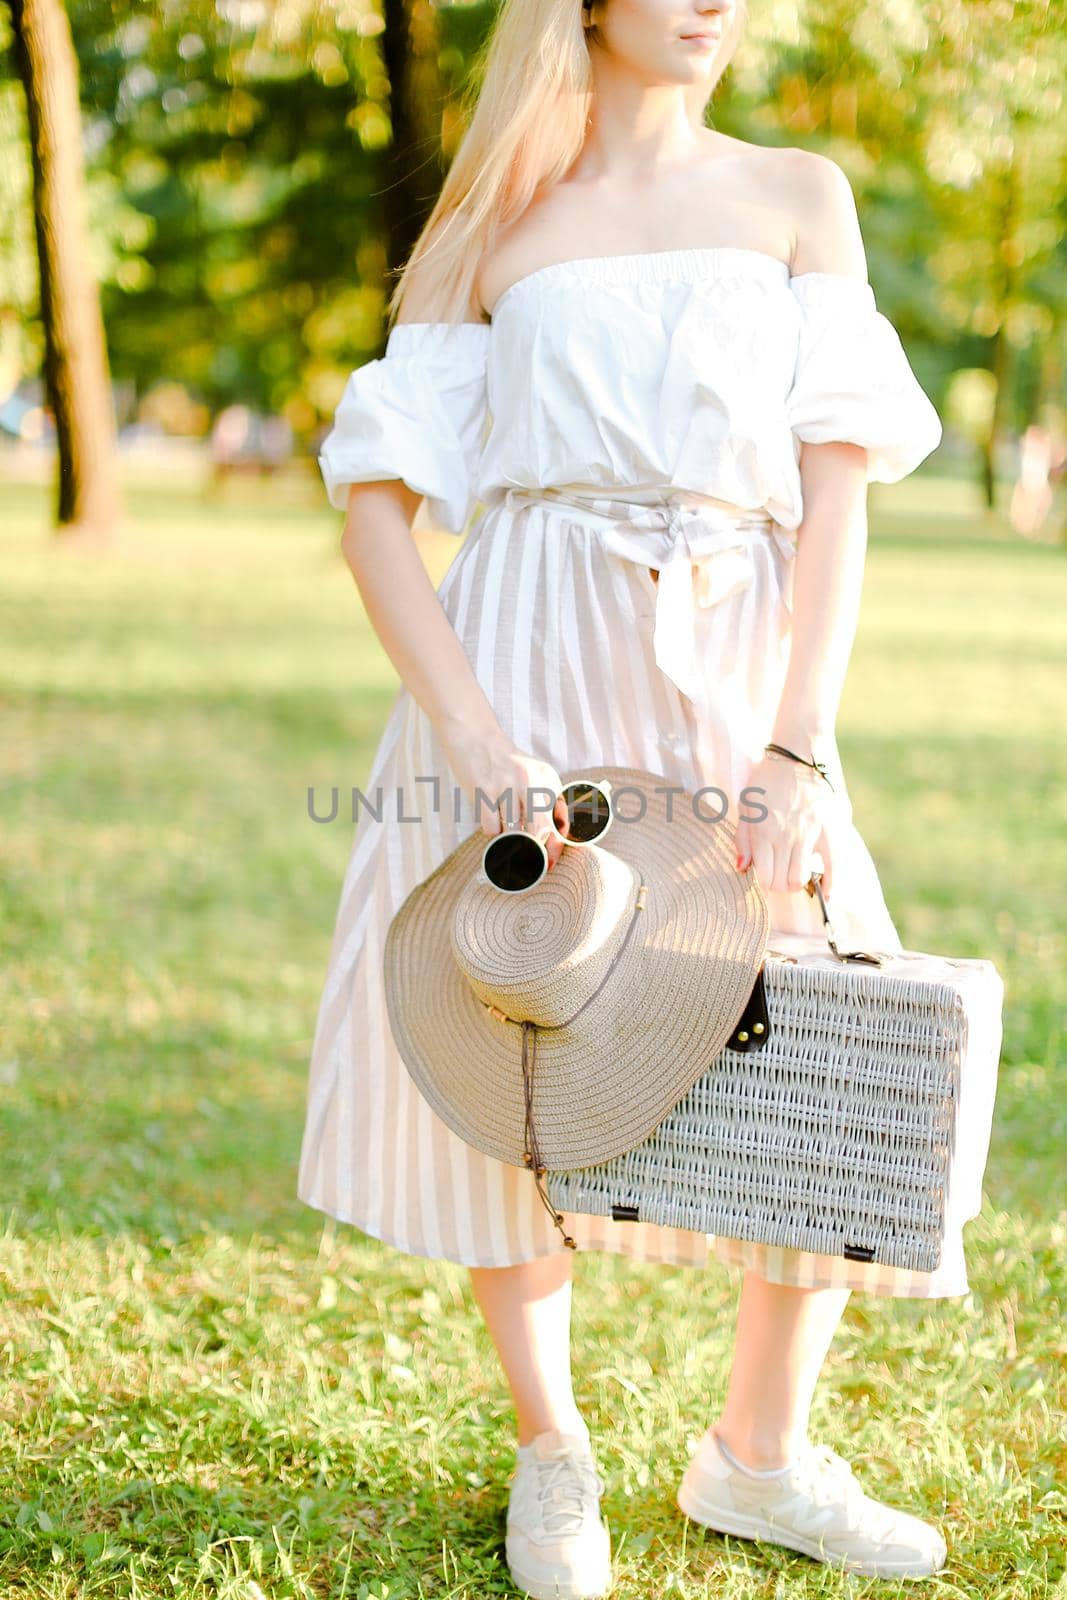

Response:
(438, 719), (571, 870)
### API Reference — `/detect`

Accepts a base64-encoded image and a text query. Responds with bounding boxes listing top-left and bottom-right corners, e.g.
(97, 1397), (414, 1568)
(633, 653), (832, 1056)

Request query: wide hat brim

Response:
(383, 764), (770, 1170)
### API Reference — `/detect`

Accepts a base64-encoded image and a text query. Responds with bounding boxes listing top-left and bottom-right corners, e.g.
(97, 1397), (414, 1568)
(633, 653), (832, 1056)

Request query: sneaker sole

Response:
(505, 1537), (614, 1600)
(677, 1478), (947, 1579)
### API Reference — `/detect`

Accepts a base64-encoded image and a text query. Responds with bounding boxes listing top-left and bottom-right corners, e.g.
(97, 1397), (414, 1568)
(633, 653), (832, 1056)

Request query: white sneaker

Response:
(677, 1428), (948, 1579)
(505, 1427), (613, 1599)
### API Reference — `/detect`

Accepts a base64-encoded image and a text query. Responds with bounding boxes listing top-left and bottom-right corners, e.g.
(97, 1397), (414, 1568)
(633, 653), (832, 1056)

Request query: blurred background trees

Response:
(0, 0), (1063, 534)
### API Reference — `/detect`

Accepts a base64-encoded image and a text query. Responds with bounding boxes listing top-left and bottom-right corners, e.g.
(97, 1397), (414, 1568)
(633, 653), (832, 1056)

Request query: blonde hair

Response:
(388, 0), (748, 328)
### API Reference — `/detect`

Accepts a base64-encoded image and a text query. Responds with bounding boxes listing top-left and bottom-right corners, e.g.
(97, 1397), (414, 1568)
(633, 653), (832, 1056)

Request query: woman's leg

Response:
(469, 1253), (586, 1446)
(711, 1270), (852, 1468)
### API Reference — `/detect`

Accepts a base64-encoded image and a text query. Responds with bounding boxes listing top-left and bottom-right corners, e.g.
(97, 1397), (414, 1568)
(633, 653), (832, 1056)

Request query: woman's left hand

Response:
(734, 754), (838, 898)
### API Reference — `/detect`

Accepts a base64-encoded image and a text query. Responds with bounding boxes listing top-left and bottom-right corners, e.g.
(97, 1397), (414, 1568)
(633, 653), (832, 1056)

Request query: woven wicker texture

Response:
(547, 941), (1004, 1272)
(382, 764), (770, 1170)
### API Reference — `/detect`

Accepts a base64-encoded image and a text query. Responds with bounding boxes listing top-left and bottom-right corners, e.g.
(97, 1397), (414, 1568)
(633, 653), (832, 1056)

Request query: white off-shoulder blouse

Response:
(317, 246), (943, 533)
(300, 246), (982, 1297)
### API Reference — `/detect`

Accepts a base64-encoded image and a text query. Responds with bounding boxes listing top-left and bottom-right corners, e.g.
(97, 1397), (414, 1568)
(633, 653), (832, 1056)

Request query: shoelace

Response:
(533, 1452), (606, 1536)
(790, 1443), (896, 1539)
(783, 1444), (854, 1508)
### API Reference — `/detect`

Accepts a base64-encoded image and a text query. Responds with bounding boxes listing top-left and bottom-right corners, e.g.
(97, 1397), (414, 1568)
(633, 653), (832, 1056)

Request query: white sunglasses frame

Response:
(479, 779), (614, 894)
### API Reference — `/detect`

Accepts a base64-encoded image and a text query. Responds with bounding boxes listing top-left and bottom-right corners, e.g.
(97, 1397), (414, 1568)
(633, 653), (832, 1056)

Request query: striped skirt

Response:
(298, 488), (976, 1297)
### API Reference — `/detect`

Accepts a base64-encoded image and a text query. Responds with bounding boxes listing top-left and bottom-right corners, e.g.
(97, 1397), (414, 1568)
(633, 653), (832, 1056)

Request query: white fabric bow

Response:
(503, 485), (797, 723)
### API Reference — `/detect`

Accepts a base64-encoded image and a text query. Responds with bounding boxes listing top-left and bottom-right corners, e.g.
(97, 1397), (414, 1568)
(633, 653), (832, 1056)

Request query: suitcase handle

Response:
(802, 871), (889, 967)
(734, 870), (889, 1052)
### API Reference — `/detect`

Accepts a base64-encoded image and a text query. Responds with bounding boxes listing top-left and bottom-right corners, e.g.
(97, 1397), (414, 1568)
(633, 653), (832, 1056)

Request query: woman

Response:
(300, 0), (955, 1592)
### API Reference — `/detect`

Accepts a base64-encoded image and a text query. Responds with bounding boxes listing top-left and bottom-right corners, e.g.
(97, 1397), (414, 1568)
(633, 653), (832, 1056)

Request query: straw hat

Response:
(383, 764), (770, 1236)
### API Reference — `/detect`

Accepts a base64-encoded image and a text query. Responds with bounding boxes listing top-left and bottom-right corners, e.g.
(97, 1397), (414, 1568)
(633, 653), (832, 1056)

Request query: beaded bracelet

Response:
(763, 741), (835, 792)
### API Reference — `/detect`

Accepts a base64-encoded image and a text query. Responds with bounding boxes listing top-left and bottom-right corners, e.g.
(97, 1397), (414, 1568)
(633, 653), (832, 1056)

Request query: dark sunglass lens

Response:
(561, 783), (611, 844)
(485, 831), (545, 891)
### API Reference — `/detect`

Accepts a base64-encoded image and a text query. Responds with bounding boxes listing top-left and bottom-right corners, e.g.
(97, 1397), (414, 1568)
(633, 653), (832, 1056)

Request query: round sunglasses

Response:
(480, 780), (614, 894)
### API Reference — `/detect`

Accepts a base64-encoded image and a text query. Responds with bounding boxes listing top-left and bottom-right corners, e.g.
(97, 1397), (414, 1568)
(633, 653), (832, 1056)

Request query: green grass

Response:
(1, 469), (1064, 1598)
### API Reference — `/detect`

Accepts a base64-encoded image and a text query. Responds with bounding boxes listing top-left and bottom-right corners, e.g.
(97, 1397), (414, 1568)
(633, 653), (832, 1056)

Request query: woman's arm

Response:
(736, 155), (877, 897)
(339, 477), (570, 855)
(340, 267), (509, 749)
(339, 478), (504, 749)
(770, 438), (870, 758)
(771, 153), (872, 760)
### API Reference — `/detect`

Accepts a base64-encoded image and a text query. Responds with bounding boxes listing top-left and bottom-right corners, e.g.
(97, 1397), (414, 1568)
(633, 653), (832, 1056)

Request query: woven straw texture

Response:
(547, 942), (1004, 1273)
(382, 764), (770, 1171)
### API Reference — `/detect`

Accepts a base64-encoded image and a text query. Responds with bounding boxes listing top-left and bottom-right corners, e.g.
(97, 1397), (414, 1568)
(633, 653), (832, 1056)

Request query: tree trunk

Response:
(379, 0), (443, 341)
(984, 153), (1021, 515)
(10, 0), (122, 537)
(986, 322), (1013, 513)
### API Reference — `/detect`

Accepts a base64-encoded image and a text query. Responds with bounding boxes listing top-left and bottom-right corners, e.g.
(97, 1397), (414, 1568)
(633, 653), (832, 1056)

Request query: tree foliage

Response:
(0, 0), (1062, 452)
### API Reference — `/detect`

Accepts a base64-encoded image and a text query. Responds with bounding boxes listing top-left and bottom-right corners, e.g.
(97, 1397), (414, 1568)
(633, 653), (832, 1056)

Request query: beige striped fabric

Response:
(297, 493), (975, 1298)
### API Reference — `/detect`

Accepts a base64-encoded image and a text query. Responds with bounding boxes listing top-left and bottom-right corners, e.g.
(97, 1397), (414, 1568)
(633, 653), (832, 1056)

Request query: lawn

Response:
(1, 468), (1064, 1598)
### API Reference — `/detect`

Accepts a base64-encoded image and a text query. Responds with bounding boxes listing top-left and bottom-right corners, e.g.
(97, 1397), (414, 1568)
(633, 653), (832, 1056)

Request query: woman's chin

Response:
(624, 59), (723, 89)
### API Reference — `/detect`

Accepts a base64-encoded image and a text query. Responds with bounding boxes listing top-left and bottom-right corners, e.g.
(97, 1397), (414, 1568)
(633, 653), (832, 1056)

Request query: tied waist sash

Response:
(496, 483), (798, 724)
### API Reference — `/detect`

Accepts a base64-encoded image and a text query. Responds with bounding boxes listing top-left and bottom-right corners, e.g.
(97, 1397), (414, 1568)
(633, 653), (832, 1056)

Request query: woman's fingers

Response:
(739, 826), (832, 897)
(785, 835), (817, 894)
(749, 833), (777, 893)
(517, 769), (568, 870)
(544, 793), (569, 868)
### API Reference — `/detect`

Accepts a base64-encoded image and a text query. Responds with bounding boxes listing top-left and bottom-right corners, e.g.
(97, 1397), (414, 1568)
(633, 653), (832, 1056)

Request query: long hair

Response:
(388, 0), (748, 328)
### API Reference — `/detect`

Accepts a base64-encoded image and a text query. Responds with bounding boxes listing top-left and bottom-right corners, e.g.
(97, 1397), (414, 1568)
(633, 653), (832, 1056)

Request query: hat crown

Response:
(450, 844), (640, 1027)
(384, 764), (772, 1172)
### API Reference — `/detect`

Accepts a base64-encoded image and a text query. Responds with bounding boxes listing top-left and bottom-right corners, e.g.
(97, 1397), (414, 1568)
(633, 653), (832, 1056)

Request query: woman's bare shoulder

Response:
(696, 139), (868, 278)
(771, 149), (869, 279)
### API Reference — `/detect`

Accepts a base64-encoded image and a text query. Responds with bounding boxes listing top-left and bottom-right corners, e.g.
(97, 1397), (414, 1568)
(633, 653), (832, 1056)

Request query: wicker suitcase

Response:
(546, 883), (1004, 1273)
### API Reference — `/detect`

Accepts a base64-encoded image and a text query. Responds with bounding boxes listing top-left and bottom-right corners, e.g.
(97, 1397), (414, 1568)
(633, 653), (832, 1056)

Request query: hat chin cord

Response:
(484, 879), (649, 1251)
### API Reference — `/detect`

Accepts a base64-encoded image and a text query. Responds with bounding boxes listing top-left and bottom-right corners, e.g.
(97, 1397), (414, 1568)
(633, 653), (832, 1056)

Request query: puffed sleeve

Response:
(786, 273), (942, 483)
(318, 320), (491, 533)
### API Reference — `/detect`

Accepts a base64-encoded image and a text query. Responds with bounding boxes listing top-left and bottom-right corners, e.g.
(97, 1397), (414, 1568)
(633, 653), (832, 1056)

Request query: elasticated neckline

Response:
(490, 245), (791, 319)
